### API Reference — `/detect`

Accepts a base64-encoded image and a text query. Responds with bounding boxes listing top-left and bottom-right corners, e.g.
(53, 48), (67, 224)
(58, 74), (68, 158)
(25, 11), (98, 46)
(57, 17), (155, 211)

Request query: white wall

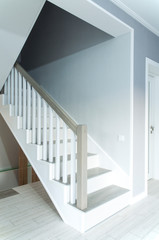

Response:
(0, 0), (45, 90)
(30, 33), (131, 174)
(0, 115), (19, 191)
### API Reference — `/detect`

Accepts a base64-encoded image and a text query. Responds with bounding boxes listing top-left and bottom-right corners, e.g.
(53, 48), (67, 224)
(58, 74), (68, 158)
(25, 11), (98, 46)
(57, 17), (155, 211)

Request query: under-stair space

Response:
(0, 64), (131, 232)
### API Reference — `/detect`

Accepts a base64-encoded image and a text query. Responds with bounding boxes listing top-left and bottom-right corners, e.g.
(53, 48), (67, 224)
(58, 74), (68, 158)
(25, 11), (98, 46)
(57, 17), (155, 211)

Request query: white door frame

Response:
(145, 58), (159, 192)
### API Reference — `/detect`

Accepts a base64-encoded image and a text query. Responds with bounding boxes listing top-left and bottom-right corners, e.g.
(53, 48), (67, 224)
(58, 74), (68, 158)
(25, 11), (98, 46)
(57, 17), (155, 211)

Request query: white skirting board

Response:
(0, 165), (32, 192)
(0, 169), (18, 191)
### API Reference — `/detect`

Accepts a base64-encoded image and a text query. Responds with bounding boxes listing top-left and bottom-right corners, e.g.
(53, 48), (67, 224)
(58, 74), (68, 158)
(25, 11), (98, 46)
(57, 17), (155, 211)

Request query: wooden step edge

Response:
(56, 167), (111, 186)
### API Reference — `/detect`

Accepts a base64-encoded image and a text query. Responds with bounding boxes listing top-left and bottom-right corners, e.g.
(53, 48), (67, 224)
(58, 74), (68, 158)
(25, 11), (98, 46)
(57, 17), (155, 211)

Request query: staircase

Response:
(0, 63), (131, 232)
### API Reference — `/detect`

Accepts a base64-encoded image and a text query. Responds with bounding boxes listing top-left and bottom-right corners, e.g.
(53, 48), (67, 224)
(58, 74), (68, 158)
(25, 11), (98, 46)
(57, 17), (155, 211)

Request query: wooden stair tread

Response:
(85, 185), (129, 211)
(87, 167), (111, 178)
(57, 167), (110, 185)
(40, 152), (96, 163)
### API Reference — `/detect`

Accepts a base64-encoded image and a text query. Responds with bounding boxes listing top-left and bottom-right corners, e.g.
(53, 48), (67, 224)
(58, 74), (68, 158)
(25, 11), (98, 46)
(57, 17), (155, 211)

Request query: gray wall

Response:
(0, 115), (19, 191)
(30, 33), (131, 174)
(93, 0), (159, 196)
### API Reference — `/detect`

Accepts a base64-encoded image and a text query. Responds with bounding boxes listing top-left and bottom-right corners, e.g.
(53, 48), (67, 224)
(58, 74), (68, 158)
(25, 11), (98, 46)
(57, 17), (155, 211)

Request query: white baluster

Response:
(63, 122), (68, 183)
(49, 106), (53, 163)
(37, 93), (41, 145)
(23, 77), (26, 129)
(55, 114), (60, 180)
(27, 82), (31, 129)
(19, 72), (22, 116)
(11, 68), (14, 105)
(4, 81), (7, 95)
(32, 88), (36, 144)
(14, 68), (18, 116)
(4, 81), (7, 105)
(43, 100), (47, 160)
(7, 73), (11, 104)
(70, 131), (76, 204)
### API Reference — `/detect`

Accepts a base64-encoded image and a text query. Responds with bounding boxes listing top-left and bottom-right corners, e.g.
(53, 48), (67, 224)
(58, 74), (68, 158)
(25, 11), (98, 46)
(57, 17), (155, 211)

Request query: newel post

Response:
(77, 125), (87, 210)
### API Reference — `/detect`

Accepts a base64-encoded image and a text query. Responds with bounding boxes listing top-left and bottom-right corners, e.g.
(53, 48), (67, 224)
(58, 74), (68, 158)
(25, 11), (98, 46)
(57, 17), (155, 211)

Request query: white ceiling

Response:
(110, 0), (159, 37)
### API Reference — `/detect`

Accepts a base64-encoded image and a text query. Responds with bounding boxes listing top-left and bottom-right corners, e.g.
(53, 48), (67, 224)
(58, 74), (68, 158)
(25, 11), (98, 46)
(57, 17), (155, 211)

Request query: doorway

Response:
(146, 58), (159, 186)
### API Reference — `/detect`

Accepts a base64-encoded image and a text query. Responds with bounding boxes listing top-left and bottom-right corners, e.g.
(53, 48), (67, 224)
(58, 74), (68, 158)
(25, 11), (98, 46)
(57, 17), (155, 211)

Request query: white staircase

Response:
(0, 63), (131, 232)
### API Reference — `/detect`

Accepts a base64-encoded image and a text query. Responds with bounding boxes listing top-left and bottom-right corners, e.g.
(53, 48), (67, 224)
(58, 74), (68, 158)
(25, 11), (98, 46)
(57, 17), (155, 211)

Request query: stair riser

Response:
(63, 171), (114, 200)
(39, 154), (99, 182)
(87, 171), (114, 194)
(84, 192), (131, 232)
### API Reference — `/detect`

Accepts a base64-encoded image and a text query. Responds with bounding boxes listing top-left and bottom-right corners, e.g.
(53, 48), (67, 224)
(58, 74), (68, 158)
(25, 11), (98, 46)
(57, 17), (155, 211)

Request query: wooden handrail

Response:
(15, 63), (78, 133)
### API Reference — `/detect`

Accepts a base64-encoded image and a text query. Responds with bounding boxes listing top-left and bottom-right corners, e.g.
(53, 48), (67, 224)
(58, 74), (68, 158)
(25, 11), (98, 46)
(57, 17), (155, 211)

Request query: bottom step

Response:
(86, 185), (129, 211)
(82, 185), (130, 232)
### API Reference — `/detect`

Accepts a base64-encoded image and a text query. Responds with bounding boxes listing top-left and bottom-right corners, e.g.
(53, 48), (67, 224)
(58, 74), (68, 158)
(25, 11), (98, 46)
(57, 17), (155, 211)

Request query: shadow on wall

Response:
(20, 1), (113, 71)
(0, 115), (19, 171)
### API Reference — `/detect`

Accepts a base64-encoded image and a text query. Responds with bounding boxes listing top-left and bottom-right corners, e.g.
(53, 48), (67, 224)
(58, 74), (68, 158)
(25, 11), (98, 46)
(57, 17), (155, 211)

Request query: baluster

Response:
(55, 114), (60, 180)
(23, 77), (26, 129)
(11, 68), (14, 105)
(14, 68), (18, 116)
(32, 88), (36, 144)
(63, 122), (68, 183)
(27, 82), (31, 129)
(70, 131), (76, 204)
(49, 106), (53, 162)
(4, 81), (7, 95)
(43, 100), (47, 160)
(37, 93), (41, 145)
(4, 81), (7, 105)
(7, 73), (11, 104)
(18, 72), (22, 116)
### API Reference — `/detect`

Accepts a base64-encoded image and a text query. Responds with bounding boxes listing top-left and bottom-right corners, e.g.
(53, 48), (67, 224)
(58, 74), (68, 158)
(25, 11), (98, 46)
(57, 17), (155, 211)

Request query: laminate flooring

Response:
(0, 179), (159, 240)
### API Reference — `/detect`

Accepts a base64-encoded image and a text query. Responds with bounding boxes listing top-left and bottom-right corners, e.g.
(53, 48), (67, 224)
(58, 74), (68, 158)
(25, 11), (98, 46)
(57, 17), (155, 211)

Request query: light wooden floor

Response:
(1, 180), (159, 240)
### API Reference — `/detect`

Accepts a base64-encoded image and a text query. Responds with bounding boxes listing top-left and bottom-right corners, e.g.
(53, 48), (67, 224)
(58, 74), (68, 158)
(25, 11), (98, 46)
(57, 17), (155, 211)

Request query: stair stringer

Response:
(88, 135), (131, 190)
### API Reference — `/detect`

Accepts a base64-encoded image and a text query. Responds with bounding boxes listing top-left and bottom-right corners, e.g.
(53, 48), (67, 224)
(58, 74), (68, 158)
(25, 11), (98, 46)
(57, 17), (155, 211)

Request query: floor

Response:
(0, 180), (159, 240)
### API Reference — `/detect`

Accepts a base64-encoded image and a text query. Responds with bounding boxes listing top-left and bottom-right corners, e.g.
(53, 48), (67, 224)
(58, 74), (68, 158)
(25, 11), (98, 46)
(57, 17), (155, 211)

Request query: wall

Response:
(30, 33), (131, 174)
(0, 0), (45, 90)
(21, 2), (131, 174)
(92, 0), (159, 197)
(0, 115), (19, 191)
(21, 2), (113, 70)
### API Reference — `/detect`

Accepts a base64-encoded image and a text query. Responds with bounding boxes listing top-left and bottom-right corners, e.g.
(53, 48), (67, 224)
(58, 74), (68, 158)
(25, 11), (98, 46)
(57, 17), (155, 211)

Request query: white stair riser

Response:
(84, 191), (131, 232)
(39, 154), (99, 183)
(62, 154), (99, 176)
(87, 171), (114, 194)
(64, 171), (114, 201)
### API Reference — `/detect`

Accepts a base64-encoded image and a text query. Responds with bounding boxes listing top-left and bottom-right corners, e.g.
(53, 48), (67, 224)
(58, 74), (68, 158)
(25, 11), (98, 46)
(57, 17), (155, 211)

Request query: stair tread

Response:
(40, 152), (96, 163)
(85, 185), (129, 211)
(87, 167), (111, 178)
(57, 167), (110, 185)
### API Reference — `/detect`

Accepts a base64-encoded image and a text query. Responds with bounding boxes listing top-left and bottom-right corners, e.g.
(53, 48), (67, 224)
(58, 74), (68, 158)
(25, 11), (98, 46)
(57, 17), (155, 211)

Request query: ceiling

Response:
(110, 0), (159, 37)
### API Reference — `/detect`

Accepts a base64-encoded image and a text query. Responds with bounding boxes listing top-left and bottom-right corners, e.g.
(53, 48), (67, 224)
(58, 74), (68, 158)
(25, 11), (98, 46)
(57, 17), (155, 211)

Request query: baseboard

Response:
(0, 169), (19, 191)
(130, 191), (147, 205)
